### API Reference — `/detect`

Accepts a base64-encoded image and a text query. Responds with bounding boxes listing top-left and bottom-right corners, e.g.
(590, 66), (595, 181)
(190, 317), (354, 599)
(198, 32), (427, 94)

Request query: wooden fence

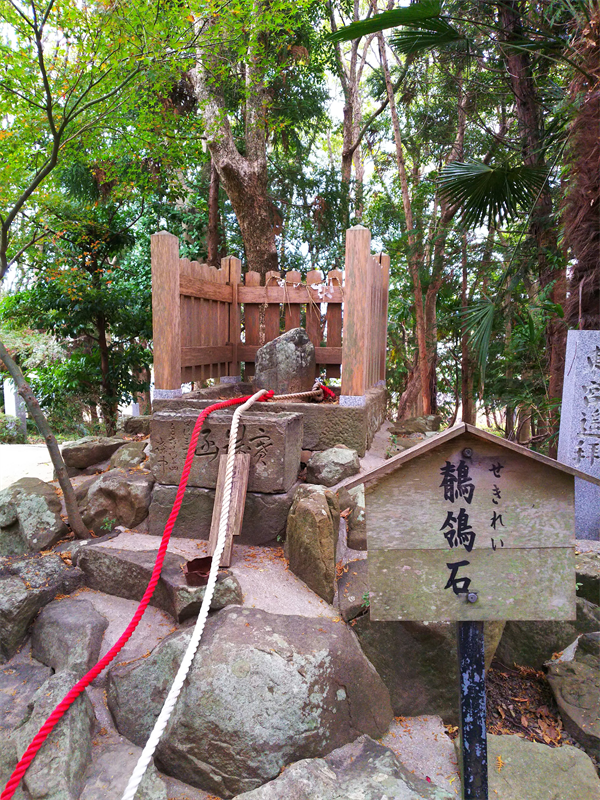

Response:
(151, 225), (389, 398)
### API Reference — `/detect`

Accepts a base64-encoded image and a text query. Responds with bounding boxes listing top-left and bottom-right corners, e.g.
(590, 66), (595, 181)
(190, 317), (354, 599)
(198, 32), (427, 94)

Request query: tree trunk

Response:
(0, 339), (91, 539)
(461, 235), (475, 424)
(207, 158), (221, 267)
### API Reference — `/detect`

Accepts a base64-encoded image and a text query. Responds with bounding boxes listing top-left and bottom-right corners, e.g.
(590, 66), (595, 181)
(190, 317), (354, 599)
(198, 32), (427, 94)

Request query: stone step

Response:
(74, 544), (242, 622)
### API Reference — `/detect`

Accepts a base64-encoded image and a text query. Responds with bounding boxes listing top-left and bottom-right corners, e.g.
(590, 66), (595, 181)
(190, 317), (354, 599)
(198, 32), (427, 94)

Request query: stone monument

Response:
(558, 330), (600, 541)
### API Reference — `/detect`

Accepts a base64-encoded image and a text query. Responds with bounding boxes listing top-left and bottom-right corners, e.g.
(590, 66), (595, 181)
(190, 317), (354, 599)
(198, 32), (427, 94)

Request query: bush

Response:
(0, 412), (26, 444)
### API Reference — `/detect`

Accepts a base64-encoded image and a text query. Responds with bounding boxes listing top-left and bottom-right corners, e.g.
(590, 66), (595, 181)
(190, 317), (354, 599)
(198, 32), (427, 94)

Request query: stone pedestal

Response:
(151, 410), (302, 494)
(558, 330), (600, 540)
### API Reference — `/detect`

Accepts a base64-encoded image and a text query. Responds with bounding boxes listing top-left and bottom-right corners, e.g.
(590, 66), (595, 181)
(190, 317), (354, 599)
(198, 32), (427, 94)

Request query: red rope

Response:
(1, 390), (274, 800)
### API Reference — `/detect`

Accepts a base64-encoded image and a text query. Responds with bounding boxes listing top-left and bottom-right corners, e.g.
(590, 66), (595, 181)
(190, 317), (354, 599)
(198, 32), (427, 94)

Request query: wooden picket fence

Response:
(151, 226), (389, 398)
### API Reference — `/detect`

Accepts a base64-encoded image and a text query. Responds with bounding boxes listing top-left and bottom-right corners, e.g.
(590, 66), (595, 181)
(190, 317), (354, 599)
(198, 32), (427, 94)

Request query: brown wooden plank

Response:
(208, 453), (251, 567)
(179, 259), (193, 384)
(264, 270), (281, 343)
(182, 345), (233, 367)
(243, 271), (261, 378)
(341, 226), (372, 397)
(325, 269), (343, 379)
(179, 275), (233, 303)
(284, 270), (302, 330)
(226, 257), (242, 376)
(238, 285), (343, 304)
(151, 231), (181, 390)
(237, 344), (341, 364)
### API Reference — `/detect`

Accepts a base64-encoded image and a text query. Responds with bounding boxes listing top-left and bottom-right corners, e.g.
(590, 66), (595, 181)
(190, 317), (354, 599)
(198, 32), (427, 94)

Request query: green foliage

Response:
(0, 412), (26, 444)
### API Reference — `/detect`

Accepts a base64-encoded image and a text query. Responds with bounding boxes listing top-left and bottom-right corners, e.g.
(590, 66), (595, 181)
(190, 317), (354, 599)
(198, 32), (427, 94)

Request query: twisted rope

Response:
(120, 389), (269, 800)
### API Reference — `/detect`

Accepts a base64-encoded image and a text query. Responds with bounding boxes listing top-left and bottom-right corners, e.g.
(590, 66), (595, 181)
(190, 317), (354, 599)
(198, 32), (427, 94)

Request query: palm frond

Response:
(390, 17), (467, 54)
(327, 1), (442, 43)
(462, 297), (497, 387)
(438, 162), (549, 229)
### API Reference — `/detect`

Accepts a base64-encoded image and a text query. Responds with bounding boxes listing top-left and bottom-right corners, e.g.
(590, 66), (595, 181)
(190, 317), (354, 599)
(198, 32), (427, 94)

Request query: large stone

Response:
(353, 613), (505, 724)
(123, 415), (152, 435)
(337, 558), (369, 622)
(575, 545), (600, 605)
(109, 440), (148, 470)
(80, 743), (167, 800)
(253, 327), (316, 395)
(153, 383), (387, 457)
(285, 485), (339, 603)
(107, 607), (393, 798)
(338, 484), (367, 551)
(0, 554), (85, 662)
(151, 410), (302, 493)
(495, 597), (600, 669)
(486, 732), (600, 800)
(148, 482), (298, 545)
(390, 415), (442, 435)
(0, 478), (68, 555)
(233, 735), (453, 800)
(14, 671), (95, 800)
(62, 436), (126, 470)
(75, 545), (242, 621)
(0, 668), (95, 800)
(77, 468), (154, 535)
(546, 632), (600, 760)
(306, 445), (360, 487)
(31, 598), (109, 679)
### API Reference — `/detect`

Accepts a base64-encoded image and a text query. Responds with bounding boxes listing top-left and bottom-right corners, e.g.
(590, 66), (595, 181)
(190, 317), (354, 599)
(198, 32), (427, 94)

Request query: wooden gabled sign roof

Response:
(345, 422), (600, 491)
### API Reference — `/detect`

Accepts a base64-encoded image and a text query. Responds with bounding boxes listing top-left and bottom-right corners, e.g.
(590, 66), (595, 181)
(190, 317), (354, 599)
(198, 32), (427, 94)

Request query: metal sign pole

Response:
(457, 620), (488, 800)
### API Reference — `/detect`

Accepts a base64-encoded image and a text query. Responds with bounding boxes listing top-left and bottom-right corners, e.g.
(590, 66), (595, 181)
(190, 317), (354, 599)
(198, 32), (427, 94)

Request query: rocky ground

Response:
(0, 415), (598, 799)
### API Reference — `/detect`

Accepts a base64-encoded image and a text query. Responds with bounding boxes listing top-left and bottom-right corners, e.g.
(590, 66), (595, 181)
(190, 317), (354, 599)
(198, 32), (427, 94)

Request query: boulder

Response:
(575, 546), (600, 606)
(390, 415), (442, 435)
(80, 743), (167, 800)
(107, 607), (393, 798)
(495, 597), (600, 669)
(109, 440), (148, 470)
(353, 613), (505, 724)
(253, 327), (315, 395)
(486, 733), (600, 800)
(75, 544), (242, 621)
(0, 554), (85, 662)
(0, 478), (68, 555)
(337, 559), (369, 622)
(306, 445), (360, 488)
(31, 598), (109, 679)
(62, 436), (126, 470)
(546, 632), (600, 760)
(13, 671), (95, 800)
(77, 469), (154, 535)
(285, 485), (339, 603)
(233, 735), (453, 800)
(337, 484), (366, 550)
(148, 482), (297, 545)
(123, 415), (152, 436)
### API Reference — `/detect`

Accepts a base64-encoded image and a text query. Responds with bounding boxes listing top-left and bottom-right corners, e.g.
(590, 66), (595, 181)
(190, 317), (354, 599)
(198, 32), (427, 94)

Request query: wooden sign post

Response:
(345, 423), (600, 800)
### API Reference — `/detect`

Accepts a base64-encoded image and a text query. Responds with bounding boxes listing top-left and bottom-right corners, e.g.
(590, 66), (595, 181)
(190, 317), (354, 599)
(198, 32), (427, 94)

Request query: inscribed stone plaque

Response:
(558, 330), (600, 541)
(366, 430), (576, 622)
(151, 410), (302, 493)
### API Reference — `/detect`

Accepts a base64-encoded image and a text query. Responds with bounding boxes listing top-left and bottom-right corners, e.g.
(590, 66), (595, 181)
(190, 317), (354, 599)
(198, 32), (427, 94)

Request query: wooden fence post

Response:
(379, 253), (390, 384)
(341, 225), (372, 402)
(151, 231), (182, 395)
(225, 256), (242, 380)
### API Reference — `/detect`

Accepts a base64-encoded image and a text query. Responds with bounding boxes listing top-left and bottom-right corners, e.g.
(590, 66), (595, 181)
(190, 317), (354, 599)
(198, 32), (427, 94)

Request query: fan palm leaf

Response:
(438, 162), (549, 229)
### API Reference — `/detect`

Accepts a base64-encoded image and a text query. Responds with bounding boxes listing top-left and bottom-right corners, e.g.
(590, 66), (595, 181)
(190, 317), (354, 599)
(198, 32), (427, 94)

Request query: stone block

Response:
(306, 445), (360, 487)
(151, 410), (302, 493)
(152, 384), (387, 457)
(148, 482), (299, 545)
(253, 327), (316, 395)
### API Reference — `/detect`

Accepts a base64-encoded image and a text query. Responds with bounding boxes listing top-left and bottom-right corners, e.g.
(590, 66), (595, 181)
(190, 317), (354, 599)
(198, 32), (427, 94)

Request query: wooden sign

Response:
(354, 424), (600, 622)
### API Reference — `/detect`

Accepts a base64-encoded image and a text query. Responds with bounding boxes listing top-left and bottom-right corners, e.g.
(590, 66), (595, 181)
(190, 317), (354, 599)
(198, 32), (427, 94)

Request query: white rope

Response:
(121, 389), (268, 800)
